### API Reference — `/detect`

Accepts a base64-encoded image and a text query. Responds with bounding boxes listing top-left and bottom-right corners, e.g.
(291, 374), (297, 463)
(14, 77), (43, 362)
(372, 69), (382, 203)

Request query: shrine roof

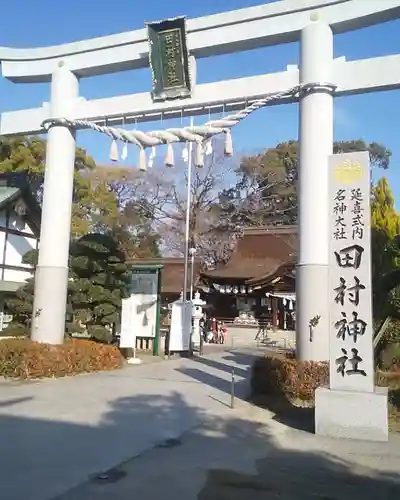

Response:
(247, 260), (296, 287)
(201, 226), (297, 282)
(128, 257), (202, 295)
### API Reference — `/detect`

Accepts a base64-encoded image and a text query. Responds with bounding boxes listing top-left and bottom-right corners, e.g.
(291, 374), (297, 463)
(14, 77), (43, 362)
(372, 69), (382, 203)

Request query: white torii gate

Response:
(1, 0), (400, 361)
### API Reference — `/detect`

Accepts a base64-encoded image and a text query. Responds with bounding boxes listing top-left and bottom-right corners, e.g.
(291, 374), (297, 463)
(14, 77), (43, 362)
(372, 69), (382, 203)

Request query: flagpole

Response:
(183, 116), (194, 354)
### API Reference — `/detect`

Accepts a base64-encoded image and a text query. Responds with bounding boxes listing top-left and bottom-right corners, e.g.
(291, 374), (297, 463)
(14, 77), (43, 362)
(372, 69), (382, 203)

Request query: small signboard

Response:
(131, 271), (158, 338)
(147, 16), (192, 101)
(119, 297), (136, 348)
(328, 151), (374, 393)
(169, 300), (192, 352)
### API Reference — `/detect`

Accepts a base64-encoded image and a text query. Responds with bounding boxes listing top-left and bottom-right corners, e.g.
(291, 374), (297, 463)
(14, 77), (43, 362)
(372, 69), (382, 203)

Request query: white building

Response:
(0, 174), (40, 331)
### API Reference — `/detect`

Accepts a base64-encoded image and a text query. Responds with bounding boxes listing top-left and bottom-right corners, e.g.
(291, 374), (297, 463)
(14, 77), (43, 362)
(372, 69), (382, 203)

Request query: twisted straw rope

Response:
(41, 82), (335, 167)
(42, 85), (303, 146)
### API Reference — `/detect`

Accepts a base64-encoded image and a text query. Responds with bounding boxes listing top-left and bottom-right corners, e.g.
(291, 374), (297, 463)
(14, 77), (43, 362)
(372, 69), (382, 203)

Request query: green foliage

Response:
(0, 135), (100, 238)
(0, 338), (123, 379)
(334, 140), (391, 170)
(68, 233), (131, 342)
(4, 278), (35, 335)
(0, 136), (46, 194)
(5, 234), (131, 343)
(371, 177), (400, 239)
(0, 322), (27, 338)
(371, 178), (400, 323)
(72, 174), (119, 238)
(3, 248), (39, 335)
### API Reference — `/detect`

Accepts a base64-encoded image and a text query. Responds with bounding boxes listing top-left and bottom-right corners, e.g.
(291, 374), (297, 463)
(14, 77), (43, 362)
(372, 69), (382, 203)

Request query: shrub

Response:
(0, 322), (28, 338)
(87, 325), (113, 343)
(251, 354), (329, 403)
(386, 319), (400, 344)
(252, 354), (400, 405)
(380, 342), (400, 371)
(0, 338), (124, 379)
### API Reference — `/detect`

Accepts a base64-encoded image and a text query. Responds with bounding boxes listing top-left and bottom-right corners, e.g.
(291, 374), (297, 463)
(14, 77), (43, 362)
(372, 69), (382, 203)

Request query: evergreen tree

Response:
(5, 235), (131, 342)
(68, 233), (131, 342)
(371, 177), (400, 240)
(371, 177), (400, 324)
(2, 250), (38, 336)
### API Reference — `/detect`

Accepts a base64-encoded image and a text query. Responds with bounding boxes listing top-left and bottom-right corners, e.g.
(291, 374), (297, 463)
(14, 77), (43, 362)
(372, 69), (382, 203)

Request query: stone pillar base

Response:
(315, 386), (389, 442)
(31, 265), (69, 344)
(127, 357), (142, 365)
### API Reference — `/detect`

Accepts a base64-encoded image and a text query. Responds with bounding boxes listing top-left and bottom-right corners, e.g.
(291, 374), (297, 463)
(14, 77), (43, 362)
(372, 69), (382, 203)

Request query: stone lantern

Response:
(192, 291), (206, 347)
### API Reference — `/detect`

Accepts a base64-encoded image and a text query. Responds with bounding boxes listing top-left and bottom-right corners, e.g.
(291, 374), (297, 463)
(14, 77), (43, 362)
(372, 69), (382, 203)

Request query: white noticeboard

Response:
(119, 297), (137, 348)
(131, 272), (158, 338)
(168, 301), (192, 352)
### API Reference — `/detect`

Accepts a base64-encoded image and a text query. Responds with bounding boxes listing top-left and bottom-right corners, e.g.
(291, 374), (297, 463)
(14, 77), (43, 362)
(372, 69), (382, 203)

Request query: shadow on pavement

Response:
(199, 445), (400, 500)
(0, 391), (206, 500)
(174, 350), (258, 402)
(0, 396), (33, 408)
(1, 389), (400, 500)
(192, 356), (249, 379)
(251, 391), (315, 434)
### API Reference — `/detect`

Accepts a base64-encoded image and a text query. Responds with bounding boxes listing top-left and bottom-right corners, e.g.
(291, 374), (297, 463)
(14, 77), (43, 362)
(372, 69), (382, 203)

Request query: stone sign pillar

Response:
(315, 151), (388, 442)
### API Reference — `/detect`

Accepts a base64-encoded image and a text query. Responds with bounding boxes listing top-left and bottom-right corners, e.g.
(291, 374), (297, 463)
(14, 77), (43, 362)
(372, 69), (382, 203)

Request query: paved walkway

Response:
(0, 348), (254, 500)
(1, 348), (400, 500)
(59, 406), (400, 500)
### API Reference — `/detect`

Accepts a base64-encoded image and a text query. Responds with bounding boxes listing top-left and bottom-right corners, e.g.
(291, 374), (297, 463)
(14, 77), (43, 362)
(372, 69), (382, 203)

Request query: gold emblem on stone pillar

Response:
(334, 160), (363, 184)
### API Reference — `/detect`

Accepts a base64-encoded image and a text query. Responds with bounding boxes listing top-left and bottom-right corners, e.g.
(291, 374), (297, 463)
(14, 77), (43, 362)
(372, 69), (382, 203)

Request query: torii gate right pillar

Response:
(296, 20), (334, 361)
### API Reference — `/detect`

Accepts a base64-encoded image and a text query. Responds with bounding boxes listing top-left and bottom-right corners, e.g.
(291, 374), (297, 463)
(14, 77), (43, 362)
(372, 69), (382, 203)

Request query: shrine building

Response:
(132, 226), (297, 333)
(199, 226), (297, 331)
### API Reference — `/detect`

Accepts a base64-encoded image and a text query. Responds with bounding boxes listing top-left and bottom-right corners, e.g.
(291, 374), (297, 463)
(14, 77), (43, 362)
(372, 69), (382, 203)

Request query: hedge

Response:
(251, 352), (400, 405)
(251, 353), (329, 403)
(0, 338), (124, 379)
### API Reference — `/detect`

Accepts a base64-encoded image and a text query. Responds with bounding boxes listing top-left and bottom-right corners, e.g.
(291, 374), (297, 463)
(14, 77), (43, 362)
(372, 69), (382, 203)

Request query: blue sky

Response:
(0, 0), (399, 203)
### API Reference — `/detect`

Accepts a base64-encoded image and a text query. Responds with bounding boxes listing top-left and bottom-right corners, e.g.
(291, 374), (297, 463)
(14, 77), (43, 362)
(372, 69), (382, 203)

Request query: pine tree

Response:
(68, 233), (131, 342)
(4, 235), (131, 342)
(2, 250), (38, 336)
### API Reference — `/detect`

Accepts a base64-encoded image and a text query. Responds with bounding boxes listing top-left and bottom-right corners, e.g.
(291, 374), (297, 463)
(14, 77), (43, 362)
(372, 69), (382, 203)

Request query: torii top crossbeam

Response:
(0, 0), (400, 82)
(1, 0), (400, 137)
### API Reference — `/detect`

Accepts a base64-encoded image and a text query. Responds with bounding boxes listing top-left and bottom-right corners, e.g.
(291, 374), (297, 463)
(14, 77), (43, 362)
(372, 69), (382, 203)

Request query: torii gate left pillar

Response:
(31, 64), (78, 344)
